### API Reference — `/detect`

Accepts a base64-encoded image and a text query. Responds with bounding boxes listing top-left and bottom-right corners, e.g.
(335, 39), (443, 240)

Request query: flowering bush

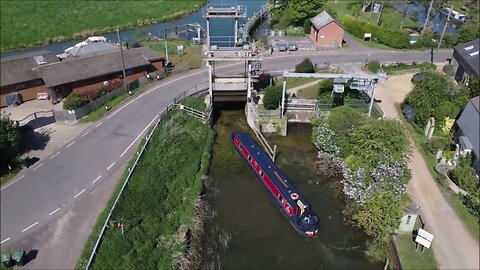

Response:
(441, 117), (455, 136)
(313, 123), (340, 156)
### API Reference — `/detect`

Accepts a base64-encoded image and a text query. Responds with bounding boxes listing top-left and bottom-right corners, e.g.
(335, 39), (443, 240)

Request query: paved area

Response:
(376, 73), (480, 270)
(1, 100), (90, 163)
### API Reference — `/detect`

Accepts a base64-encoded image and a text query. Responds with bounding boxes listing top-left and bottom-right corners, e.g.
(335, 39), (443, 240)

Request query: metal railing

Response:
(286, 99), (317, 111)
(85, 83), (209, 270)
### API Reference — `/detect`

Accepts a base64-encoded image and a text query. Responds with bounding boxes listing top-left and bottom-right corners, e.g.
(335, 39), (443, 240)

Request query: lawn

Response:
(0, 0), (206, 51)
(297, 85), (319, 99)
(284, 77), (319, 88)
(395, 234), (437, 269)
(77, 109), (213, 269)
(326, 1), (420, 29)
(142, 39), (203, 73)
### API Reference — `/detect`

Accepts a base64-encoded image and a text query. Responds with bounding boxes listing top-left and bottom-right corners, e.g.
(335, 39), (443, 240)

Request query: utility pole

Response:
(117, 28), (128, 93)
(400, 2), (409, 29)
(368, 1), (374, 21)
(164, 39), (169, 63)
(376, 1), (384, 26)
(438, 5), (452, 50)
(422, 0), (434, 33)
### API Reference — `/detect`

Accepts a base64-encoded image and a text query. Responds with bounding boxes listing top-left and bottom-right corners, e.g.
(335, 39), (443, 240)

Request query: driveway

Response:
(375, 73), (480, 269)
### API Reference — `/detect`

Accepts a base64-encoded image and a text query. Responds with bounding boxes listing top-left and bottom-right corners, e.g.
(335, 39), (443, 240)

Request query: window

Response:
(464, 45), (474, 51)
(406, 215), (412, 225)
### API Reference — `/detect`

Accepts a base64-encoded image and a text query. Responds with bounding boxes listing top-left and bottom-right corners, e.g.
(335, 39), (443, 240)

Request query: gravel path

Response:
(376, 73), (480, 270)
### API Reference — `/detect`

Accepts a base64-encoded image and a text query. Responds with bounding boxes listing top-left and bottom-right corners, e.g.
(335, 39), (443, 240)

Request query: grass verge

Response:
(77, 109), (213, 269)
(0, 167), (21, 186)
(395, 105), (480, 241)
(297, 85), (319, 99)
(395, 234), (437, 269)
(0, 0), (206, 51)
(142, 39), (203, 74)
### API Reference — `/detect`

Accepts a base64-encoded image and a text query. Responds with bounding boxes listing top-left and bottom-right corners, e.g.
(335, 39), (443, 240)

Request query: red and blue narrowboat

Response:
(231, 131), (319, 237)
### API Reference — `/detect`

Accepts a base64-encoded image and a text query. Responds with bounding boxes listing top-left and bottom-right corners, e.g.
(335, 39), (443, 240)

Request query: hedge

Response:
(343, 15), (410, 49)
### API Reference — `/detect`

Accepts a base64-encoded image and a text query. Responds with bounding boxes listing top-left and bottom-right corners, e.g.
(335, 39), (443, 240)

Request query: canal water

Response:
(205, 106), (380, 269)
(1, 0), (265, 57)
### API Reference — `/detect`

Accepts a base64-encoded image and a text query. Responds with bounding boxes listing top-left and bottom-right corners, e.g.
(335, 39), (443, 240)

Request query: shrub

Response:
(434, 101), (460, 121)
(0, 113), (21, 172)
(295, 58), (315, 73)
(303, 19), (312, 34)
(450, 166), (478, 194)
(263, 85), (284, 110)
(423, 136), (451, 154)
(443, 64), (455, 76)
(463, 194), (480, 219)
(318, 79), (333, 99)
(367, 60), (381, 73)
(63, 92), (88, 110)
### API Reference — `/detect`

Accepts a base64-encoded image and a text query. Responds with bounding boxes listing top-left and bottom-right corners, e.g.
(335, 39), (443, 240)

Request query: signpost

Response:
(177, 45), (184, 56)
(415, 228), (434, 252)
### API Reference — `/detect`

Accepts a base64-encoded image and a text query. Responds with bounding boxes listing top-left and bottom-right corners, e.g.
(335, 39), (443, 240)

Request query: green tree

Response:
(270, 0), (327, 27)
(0, 113), (21, 171)
(403, 71), (453, 126)
(467, 76), (480, 98)
(458, 22), (480, 44)
(263, 85), (284, 110)
(417, 29), (436, 48)
(349, 119), (409, 167)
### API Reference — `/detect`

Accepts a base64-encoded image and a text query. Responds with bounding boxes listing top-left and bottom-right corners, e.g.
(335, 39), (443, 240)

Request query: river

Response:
(205, 106), (380, 269)
(0, 0), (265, 57)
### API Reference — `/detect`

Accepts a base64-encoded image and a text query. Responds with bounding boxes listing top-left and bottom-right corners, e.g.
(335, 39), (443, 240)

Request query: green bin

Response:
(11, 249), (25, 266)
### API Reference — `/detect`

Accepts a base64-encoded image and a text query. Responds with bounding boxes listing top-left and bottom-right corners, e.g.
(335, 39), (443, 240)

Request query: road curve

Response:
(1, 49), (453, 246)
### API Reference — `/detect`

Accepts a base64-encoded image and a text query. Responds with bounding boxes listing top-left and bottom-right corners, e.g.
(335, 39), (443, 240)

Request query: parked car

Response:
(278, 43), (287, 52)
(288, 43), (297, 51)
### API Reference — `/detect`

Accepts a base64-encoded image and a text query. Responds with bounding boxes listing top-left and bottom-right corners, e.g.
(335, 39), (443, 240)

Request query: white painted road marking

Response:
(81, 131), (89, 137)
(92, 175), (102, 184)
(107, 162), (116, 171)
(50, 151), (61, 159)
(95, 122), (103, 127)
(49, 207), (60, 216)
(66, 141), (76, 148)
(32, 163), (44, 171)
(0, 175), (24, 191)
(74, 189), (86, 199)
(1, 238), (11, 244)
(22, 221), (39, 232)
(120, 115), (158, 157)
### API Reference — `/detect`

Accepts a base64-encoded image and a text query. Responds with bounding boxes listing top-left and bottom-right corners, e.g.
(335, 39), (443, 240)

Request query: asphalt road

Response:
(0, 48), (453, 247)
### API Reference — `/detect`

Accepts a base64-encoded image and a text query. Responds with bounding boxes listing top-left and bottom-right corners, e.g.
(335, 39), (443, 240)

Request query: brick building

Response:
(309, 11), (344, 48)
(0, 51), (59, 107)
(1, 46), (164, 107)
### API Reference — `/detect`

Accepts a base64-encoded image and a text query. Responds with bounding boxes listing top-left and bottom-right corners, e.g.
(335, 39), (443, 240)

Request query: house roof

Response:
(0, 50), (59, 87)
(310, 11), (344, 30)
(36, 47), (162, 87)
(457, 96), (479, 158)
(65, 42), (118, 58)
(453, 39), (479, 77)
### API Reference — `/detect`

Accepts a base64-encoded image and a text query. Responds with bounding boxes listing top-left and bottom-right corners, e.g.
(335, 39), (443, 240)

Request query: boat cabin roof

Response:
(234, 131), (312, 208)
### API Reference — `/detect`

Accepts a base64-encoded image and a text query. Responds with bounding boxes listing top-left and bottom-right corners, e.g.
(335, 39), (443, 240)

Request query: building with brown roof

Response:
(1, 46), (165, 107)
(0, 51), (59, 107)
(309, 11), (344, 48)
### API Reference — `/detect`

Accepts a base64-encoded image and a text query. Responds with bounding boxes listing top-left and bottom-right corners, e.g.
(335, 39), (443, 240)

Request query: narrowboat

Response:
(231, 131), (319, 237)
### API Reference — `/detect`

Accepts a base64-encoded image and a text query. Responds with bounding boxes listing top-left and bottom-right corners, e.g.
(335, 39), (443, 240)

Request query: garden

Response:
(401, 72), (479, 237)
(77, 108), (213, 269)
(311, 106), (411, 261)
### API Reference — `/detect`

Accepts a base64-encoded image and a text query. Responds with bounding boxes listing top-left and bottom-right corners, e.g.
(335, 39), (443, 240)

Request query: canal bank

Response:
(204, 106), (380, 269)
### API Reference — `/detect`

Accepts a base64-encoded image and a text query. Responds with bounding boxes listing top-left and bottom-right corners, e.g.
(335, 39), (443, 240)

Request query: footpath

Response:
(375, 74), (480, 269)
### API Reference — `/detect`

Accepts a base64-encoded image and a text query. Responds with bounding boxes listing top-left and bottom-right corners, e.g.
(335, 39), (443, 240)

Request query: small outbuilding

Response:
(396, 204), (421, 234)
(309, 11), (344, 48)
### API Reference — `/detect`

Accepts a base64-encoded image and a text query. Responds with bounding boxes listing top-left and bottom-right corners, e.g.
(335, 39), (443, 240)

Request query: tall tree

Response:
(0, 113), (21, 171)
